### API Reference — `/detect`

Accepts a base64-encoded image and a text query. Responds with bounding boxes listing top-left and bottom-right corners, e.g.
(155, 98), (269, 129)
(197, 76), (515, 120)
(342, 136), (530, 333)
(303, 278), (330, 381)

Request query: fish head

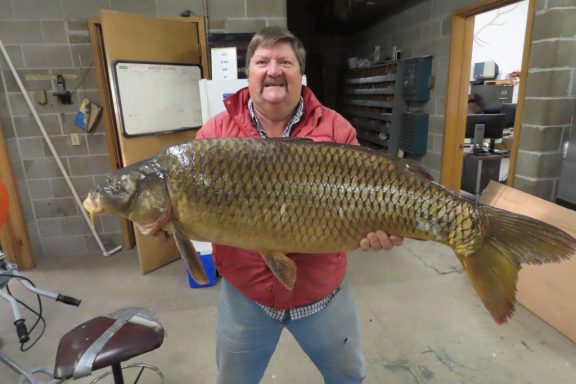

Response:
(83, 160), (171, 235)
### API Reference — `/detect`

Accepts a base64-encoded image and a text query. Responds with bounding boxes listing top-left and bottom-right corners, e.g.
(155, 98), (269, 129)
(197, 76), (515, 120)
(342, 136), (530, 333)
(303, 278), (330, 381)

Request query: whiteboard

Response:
(114, 61), (203, 137)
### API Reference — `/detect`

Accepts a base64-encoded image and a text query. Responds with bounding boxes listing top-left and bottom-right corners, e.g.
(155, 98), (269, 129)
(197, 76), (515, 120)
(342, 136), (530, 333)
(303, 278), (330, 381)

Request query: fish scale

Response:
(84, 138), (576, 323)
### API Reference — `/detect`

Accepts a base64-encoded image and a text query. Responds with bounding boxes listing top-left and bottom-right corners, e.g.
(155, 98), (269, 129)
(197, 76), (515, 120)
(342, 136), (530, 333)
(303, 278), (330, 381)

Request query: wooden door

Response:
(91, 10), (209, 273)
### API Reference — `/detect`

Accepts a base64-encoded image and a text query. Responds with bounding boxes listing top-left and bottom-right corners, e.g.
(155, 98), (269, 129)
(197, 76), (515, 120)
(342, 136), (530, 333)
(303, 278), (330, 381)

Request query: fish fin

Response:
(457, 244), (519, 325)
(403, 158), (434, 180)
(458, 205), (576, 324)
(259, 251), (297, 290)
(173, 227), (208, 285)
(481, 205), (576, 265)
(269, 137), (313, 142)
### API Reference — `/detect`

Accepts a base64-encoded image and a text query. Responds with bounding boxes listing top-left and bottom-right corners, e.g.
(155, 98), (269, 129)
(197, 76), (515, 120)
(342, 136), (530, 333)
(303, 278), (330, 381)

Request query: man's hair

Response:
(245, 27), (306, 75)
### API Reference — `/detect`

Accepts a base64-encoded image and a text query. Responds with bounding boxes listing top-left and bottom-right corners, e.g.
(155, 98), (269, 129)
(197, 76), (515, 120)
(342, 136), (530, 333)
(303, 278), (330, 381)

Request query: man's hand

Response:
(359, 230), (403, 251)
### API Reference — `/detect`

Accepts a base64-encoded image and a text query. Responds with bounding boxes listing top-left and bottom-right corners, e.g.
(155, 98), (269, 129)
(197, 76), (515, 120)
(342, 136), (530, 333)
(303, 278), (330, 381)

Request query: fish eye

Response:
(111, 179), (125, 194)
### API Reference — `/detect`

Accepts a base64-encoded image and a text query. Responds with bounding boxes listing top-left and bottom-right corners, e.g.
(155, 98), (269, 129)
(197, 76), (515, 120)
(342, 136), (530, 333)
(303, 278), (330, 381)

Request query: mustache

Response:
(263, 77), (286, 86)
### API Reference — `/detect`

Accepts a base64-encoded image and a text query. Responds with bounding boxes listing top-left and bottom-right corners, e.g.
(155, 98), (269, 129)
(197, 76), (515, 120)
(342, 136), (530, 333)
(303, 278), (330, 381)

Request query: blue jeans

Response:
(216, 279), (366, 384)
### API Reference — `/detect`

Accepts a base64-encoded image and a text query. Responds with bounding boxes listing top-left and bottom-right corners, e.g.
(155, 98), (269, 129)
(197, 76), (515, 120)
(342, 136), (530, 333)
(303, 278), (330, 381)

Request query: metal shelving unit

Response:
(339, 60), (405, 154)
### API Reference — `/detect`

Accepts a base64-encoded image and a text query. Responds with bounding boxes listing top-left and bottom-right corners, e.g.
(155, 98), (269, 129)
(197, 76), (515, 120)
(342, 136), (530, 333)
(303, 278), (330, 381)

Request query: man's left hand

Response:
(359, 231), (403, 251)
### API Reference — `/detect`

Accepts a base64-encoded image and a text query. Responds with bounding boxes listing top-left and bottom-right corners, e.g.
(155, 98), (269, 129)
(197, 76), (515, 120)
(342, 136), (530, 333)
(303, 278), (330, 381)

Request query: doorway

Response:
(440, 0), (535, 194)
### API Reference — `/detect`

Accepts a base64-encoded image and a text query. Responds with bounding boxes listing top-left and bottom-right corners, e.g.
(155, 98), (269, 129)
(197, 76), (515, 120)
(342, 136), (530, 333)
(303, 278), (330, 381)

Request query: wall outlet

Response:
(70, 133), (81, 146)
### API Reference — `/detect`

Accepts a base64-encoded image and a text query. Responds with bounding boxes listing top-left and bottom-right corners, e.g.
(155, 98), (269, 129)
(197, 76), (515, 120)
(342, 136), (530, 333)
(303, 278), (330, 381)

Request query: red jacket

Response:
(196, 86), (359, 309)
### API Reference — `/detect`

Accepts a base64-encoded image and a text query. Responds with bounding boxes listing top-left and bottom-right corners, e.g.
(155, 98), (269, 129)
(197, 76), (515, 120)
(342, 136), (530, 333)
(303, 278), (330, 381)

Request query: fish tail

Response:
(456, 205), (576, 324)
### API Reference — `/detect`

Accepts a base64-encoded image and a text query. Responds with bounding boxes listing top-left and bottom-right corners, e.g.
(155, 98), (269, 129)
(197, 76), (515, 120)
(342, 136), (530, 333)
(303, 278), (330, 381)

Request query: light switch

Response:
(70, 133), (81, 146)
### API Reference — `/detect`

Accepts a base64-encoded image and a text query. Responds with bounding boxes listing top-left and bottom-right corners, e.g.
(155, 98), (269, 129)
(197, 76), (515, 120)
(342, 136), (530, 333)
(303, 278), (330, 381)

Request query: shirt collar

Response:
(247, 97), (305, 139)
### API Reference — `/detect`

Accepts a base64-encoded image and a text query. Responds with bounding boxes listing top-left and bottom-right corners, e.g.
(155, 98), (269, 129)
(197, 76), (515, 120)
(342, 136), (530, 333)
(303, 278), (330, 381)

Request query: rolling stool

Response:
(53, 307), (165, 384)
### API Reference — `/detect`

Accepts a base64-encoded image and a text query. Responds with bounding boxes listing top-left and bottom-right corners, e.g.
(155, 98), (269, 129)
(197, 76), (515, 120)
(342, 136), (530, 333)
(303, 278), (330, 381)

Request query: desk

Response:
(461, 153), (504, 201)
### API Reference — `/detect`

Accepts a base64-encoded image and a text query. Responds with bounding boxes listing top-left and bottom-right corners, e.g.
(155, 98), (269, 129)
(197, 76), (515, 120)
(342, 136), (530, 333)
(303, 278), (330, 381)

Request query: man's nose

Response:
(266, 61), (282, 76)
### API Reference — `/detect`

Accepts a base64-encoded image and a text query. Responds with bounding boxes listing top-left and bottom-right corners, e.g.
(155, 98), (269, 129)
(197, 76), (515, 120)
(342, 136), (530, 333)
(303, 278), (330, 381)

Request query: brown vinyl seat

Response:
(53, 308), (164, 380)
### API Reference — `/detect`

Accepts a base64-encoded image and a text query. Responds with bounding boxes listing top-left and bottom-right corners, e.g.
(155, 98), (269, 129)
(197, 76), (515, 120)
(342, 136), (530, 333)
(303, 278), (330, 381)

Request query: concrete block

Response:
(28, 179), (52, 199)
(266, 18), (287, 28)
(23, 45), (73, 69)
(421, 18), (442, 40)
(3, 69), (52, 92)
(23, 158), (68, 179)
(8, 92), (30, 115)
(548, 0), (576, 7)
(515, 151), (563, 179)
(441, 15), (451, 36)
(84, 232), (123, 251)
(0, 46), (24, 69)
(525, 70), (571, 97)
(209, 0), (245, 19)
(60, 216), (96, 235)
(18, 137), (46, 159)
(71, 44), (93, 68)
(535, 0), (547, 11)
(435, 96), (446, 115)
(42, 235), (86, 256)
(413, 1), (432, 24)
(43, 135), (89, 157)
(33, 198), (78, 218)
(13, 0), (64, 19)
(68, 154), (113, 176)
(571, 70), (576, 96)
(157, 0), (204, 17)
(225, 18), (267, 33)
(69, 32), (90, 44)
(0, 0), (13, 18)
(518, 124), (564, 151)
(532, 8), (576, 40)
(110, 0), (156, 17)
(14, 114), (61, 137)
(87, 134), (110, 155)
(51, 176), (95, 198)
(35, 93), (80, 114)
(37, 218), (62, 237)
(529, 40), (576, 69)
(68, 20), (88, 32)
(42, 21), (67, 43)
(512, 175), (556, 200)
(99, 215), (122, 233)
(421, 152), (441, 172)
(1, 117), (15, 139)
(522, 98), (574, 126)
(0, 21), (43, 44)
(62, 0), (108, 19)
(431, 0), (454, 19)
(208, 19), (226, 31)
(247, 0), (286, 17)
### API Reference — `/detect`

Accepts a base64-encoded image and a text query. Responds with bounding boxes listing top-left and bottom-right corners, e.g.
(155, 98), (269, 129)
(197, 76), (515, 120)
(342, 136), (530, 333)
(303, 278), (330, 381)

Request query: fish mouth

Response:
(83, 195), (106, 226)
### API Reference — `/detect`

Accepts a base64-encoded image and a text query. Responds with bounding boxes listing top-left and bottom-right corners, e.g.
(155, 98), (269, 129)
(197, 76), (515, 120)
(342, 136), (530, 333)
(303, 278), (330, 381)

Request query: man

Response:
(196, 27), (403, 383)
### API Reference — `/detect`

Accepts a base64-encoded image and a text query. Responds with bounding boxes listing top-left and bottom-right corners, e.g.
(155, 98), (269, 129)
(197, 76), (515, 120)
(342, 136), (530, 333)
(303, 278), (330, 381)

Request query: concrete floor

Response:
(1, 239), (575, 383)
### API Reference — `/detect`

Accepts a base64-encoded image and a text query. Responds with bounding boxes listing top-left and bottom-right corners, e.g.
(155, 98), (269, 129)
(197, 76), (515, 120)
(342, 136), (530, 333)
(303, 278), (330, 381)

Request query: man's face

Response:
(247, 41), (302, 111)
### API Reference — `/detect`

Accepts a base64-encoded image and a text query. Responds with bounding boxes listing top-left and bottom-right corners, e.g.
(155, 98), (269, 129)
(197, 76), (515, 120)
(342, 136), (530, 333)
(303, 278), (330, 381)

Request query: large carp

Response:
(83, 138), (575, 324)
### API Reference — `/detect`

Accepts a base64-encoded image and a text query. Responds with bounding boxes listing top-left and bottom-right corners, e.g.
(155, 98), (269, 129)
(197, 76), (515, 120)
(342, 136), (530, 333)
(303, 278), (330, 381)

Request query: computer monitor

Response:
(465, 113), (505, 152)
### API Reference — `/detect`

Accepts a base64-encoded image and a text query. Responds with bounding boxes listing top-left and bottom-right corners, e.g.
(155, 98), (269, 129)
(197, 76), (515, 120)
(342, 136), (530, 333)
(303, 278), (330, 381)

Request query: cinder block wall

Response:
(346, 0), (479, 181)
(0, 0), (286, 261)
(345, 0), (575, 198)
(514, 0), (576, 199)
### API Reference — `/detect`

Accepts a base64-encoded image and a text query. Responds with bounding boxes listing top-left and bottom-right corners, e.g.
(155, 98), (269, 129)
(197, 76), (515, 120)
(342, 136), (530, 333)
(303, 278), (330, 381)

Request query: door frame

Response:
(0, 122), (34, 269)
(440, 0), (536, 191)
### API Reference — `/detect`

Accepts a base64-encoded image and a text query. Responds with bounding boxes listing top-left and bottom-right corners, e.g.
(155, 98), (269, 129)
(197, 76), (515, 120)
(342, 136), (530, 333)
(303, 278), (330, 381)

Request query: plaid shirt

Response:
(247, 96), (338, 320)
(248, 97), (304, 138)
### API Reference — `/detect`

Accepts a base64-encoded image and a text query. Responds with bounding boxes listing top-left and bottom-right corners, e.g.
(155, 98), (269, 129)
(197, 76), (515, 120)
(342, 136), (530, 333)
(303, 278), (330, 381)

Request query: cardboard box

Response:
(480, 181), (576, 342)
